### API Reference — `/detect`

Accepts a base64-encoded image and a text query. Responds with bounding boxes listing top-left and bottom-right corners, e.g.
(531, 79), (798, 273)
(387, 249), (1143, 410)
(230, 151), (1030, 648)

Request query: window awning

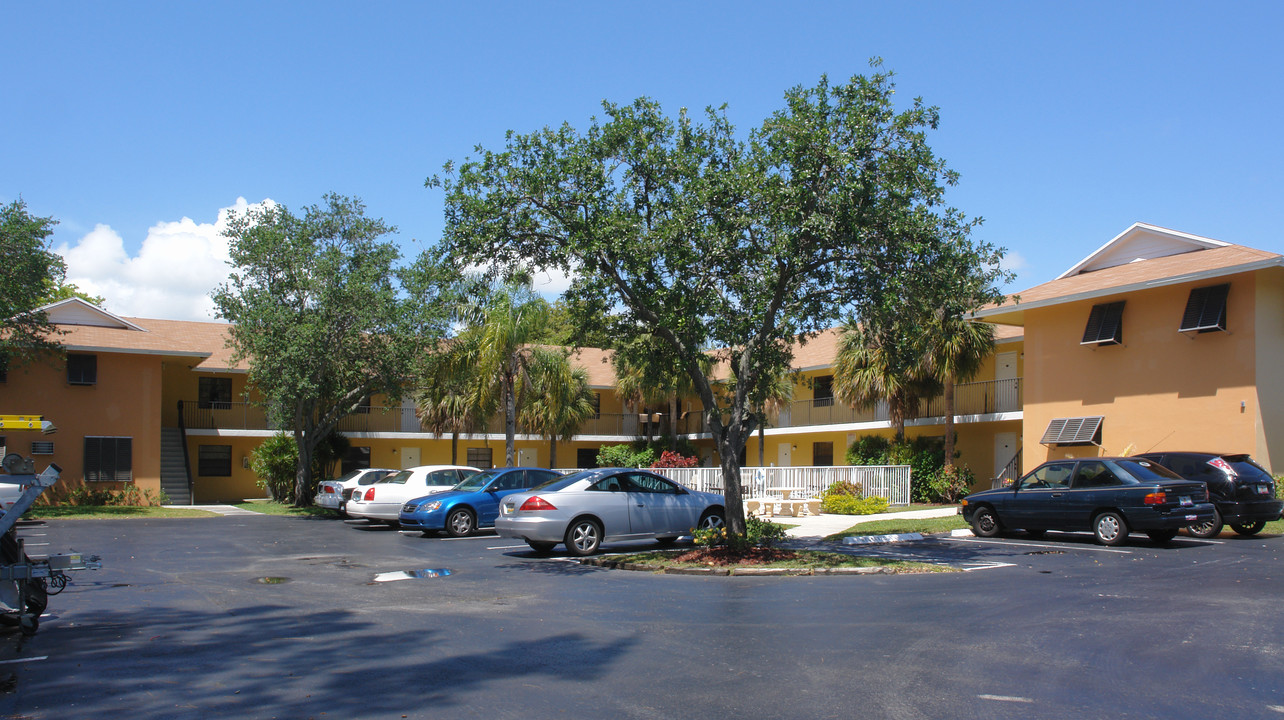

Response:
(1040, 416), (1103, 446)
(1179, 283), (1229, 333)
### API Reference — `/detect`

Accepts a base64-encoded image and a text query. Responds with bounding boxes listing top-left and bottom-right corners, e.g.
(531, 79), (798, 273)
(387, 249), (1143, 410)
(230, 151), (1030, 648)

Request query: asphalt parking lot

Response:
(1, 514), (1282, 719)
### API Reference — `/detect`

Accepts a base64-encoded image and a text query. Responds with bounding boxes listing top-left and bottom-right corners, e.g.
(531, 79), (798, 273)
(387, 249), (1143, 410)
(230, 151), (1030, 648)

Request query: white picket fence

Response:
(647, 465), (912, 506)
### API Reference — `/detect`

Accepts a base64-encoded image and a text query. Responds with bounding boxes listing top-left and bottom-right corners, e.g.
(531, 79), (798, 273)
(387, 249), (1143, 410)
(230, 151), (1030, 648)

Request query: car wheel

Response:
(527, 541), (557, 554)
(1093, 511), (1129, 546)
(971, 506), (1003, 537)
(1231, 520), (1266, 536)
(1025, 529), (1046, 539)
(1187, 507), (1223, 539)
(446, 508), (475, 537)
(698, 509), (725, 531)
(564, 518), (602, 556)
(1146, 529), (1178, 544)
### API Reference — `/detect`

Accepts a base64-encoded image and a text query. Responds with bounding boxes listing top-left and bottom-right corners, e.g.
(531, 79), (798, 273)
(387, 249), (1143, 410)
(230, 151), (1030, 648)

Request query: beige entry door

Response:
(993, 432), (1017, 480)
(401, 447), (420, 469)
(518, 448), (538, 467)
(777, 443), (792, 468)
(996, 352), (1017, 412)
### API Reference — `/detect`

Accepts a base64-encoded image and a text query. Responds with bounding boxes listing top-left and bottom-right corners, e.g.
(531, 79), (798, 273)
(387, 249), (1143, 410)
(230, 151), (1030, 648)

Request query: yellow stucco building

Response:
(975, 223), (1284, 474)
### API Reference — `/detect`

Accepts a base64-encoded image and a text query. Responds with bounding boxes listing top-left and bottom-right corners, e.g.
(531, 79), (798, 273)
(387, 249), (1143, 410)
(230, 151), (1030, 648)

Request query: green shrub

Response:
(922, 466), (974, 504)
(821, 494), (890, 515)
(251, 433), (299, 503)
(596, 443), (657, 468)
(40, 483), (167, 507)
(823, 480), (863, 497)
(845, 434), (950, 503)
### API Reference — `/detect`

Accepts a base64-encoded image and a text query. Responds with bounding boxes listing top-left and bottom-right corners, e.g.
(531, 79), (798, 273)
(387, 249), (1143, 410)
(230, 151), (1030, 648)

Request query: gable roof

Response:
(975, 226), (1283, 326)
(1057, 223), (1230, 279)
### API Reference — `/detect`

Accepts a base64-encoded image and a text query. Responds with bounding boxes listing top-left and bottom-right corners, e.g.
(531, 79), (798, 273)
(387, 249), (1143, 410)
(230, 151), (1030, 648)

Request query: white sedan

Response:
(346, 465), (480, 523)
(313, 467), (397, 515)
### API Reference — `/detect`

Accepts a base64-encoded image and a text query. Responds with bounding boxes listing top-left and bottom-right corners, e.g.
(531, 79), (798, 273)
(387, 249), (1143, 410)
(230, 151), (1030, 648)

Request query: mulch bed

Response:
(668, 546), (800, 565)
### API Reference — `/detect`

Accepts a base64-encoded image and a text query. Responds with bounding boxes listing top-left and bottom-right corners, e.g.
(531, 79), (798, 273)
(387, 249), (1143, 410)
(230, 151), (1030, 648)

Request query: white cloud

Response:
(56, 198), (272, 322)
(1000, 249), (1028, 274)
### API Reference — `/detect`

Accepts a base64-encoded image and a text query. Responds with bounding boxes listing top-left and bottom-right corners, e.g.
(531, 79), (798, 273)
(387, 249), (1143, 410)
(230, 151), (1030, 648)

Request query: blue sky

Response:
(4, 1), (1282, 321)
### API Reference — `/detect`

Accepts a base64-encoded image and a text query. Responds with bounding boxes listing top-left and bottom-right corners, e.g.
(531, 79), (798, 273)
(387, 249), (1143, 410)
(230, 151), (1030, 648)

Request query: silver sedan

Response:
(495, 467), (725, 555)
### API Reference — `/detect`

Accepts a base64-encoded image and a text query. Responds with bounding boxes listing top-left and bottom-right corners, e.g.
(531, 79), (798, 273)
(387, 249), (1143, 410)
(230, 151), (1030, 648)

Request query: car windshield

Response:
(532, 469), (605, 492)
(378, 470), (411, 485)
(453, 469), (502, 493)
(1112, 459), (1181, 483)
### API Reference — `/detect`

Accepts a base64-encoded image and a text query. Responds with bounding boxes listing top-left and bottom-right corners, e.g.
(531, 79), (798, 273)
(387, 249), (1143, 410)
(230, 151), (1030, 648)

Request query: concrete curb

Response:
(841, 532), (924, 545)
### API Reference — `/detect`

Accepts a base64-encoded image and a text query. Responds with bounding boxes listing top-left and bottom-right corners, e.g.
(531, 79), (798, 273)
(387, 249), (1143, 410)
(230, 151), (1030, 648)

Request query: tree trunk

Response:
(548, 439), (557, 469)
(717, 429), (747, 536)
(669, 396), (679, 452)
(757, 411), (765, 467)
(503, 379), (516, 467)
(943, 375), (956, 471)
(294, 433), (315, 507)
(450, 432), (459, 465)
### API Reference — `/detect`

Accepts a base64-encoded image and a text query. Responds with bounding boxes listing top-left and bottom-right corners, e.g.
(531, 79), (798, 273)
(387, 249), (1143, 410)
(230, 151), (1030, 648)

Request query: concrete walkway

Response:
(163, 504), (264, 516)
(775, 505), (962, 540)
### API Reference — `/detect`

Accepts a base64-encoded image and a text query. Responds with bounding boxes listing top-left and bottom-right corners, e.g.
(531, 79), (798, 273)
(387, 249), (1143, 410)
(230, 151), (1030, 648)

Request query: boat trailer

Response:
(0, 415), (102, 635)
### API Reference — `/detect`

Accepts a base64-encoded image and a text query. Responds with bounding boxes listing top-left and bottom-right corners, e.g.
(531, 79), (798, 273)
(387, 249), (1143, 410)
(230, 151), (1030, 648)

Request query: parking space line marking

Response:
(487, 544), (532, 550)
(0, 657), (47, 665)
(948, 537), (1132, 554)
(1267, 705), (1284, 713)
(978, 694), (1033, 703)
(962, 562), (1018, 572)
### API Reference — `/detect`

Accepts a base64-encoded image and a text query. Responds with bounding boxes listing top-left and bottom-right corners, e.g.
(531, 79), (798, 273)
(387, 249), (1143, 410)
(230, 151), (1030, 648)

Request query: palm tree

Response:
(926, 310), (995, 470)
(754, 367), (796, 467)
(457, 280), (551, 467)
(519, 348), (596, 468)
(612, 335), (711, 452)
(414, 341), (484, 465)
(833, 321), (939, 443)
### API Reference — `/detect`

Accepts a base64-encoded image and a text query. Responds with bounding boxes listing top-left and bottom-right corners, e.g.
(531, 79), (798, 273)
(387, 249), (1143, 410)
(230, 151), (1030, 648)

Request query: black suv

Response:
(1134, 452), (1282, 538)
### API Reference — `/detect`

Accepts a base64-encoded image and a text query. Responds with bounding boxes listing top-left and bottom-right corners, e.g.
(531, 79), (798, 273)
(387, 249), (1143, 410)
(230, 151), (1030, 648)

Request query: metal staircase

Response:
(160, 427), (191, 505)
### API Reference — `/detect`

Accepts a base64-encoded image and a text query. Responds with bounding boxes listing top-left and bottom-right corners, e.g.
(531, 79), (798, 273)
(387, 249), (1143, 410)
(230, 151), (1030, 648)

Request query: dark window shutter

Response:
(1082, 301), (1125, 345)
(1180, 284), (1229, 333)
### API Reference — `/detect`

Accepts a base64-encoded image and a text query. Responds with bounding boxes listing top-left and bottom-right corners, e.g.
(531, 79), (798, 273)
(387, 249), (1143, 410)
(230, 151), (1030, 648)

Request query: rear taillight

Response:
(364, 488), (376, 501)
(324, 486), (335, 494)
(1143, 490), (1167, 505)
(519, 496), (557, 511)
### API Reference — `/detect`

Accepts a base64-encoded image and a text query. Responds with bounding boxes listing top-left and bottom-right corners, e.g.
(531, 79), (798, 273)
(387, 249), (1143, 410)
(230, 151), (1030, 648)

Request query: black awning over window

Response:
(1040, 416), (1103, 446)
(1082, 301), (1125, 345)
(1180, 283), (1229, 333)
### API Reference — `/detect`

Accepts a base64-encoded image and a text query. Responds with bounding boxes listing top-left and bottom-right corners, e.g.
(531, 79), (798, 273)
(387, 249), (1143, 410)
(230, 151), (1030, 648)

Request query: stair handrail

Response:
(176, 400), (194, 505)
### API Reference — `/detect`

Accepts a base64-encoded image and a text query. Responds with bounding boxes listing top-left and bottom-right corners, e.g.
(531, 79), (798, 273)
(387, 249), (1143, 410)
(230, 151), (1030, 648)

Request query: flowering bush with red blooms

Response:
(651, 451), (699, 468)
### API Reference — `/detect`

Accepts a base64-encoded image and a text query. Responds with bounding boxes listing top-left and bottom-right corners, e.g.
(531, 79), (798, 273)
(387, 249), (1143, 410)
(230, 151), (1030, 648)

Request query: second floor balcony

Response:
(178, 377), (1020, 436)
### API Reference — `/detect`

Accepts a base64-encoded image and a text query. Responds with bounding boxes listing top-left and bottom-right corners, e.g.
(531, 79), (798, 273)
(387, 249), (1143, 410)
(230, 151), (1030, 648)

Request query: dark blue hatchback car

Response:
(961, 457), (1215, 546)
(398, 467), (562, 537)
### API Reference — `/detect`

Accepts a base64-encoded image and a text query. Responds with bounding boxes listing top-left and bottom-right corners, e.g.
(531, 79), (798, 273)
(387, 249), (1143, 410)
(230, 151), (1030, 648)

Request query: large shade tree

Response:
(213, 194), (460, 504)
(431, 66), (1006, 536)
(1, 199), (65, 367)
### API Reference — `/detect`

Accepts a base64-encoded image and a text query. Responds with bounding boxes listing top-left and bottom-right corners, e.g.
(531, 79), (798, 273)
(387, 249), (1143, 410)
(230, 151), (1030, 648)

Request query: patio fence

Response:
(564, 465), (912, 506)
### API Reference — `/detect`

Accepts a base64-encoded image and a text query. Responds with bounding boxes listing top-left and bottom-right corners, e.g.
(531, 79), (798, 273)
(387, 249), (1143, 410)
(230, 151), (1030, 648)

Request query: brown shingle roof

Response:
(977, 245), (1282, 325)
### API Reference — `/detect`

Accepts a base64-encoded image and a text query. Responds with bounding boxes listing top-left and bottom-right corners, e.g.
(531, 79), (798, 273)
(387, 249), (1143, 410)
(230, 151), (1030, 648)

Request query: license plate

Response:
(1179, 496), (1192, 507)
(1256, 485), (1271, 495)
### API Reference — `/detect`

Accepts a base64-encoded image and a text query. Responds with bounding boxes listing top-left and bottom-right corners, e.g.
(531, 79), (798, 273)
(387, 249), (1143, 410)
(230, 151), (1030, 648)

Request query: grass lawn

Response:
(26, 506), (220, 519)
(232, 501), (336, 518)
(826, 514), (970, 542)
(597, 548), (954, 574)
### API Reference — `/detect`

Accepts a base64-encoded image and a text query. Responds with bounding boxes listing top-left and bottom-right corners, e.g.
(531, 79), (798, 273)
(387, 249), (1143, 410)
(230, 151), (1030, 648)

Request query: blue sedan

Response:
(961, 457), (1216, 546)
(399, 467), (563, 537)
